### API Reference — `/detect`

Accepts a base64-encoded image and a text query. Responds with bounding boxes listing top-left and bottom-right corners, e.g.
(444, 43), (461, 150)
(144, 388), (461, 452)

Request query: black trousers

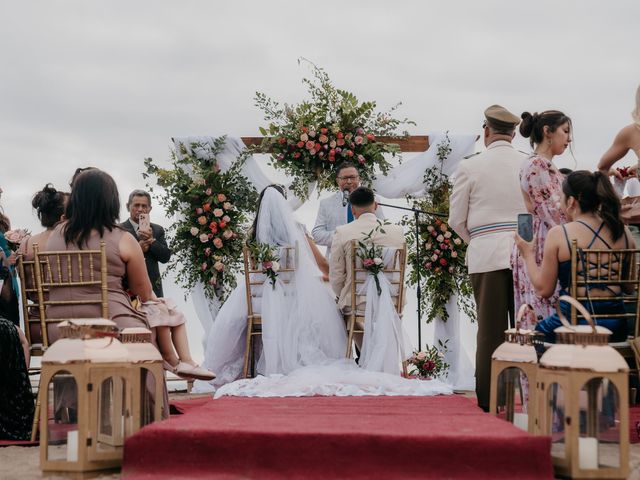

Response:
(470, 269), (514, 411)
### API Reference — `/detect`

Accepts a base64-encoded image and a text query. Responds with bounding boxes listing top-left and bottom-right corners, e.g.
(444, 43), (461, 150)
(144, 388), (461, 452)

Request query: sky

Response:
(1, 0), (639, 359)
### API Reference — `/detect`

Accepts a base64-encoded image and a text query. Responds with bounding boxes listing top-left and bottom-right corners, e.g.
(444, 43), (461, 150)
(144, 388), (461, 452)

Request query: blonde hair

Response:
(633, 84), (640, 127)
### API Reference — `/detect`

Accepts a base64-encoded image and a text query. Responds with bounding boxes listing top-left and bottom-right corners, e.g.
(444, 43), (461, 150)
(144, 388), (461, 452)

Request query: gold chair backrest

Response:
(569, 239), (640, 337)
(33, 241), (109, 347)
(242, 243), (297, 318)
(16, 253), (45, 354)
(349, 241), (407, 315)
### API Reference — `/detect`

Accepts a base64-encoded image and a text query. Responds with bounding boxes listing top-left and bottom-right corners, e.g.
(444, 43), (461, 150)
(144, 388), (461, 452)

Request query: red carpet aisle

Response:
(122, 395), (552, 480)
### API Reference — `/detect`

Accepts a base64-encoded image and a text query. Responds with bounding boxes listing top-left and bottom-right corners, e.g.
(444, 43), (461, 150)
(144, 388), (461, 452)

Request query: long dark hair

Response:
(63, 169), (120, 247)
(32, 184), (68, 228)
(248, 184), (287, 243)
(562, 170), (624, 240)
(520, 110), (572, 148)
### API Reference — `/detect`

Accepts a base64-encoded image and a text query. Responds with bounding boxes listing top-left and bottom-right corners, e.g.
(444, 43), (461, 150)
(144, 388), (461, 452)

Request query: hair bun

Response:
(519, 111), (535, 138)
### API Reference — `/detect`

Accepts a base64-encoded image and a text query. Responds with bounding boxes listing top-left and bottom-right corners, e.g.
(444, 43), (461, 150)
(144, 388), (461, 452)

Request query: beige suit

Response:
(329, 213), (405, 311)
(447, 139), (527, 411)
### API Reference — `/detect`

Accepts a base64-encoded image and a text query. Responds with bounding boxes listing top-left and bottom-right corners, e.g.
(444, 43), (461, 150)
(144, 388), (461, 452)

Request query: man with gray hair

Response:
(120, 189), (171, 297)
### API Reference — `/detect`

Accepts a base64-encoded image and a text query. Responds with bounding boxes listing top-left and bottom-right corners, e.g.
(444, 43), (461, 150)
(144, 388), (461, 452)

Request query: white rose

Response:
(436, 235), (444, 242)
(199, 233), (209, 243)
(271, 261), (280, 272)
(190, 227), (199, 236)
(431, 254), (438, 262)
(427, 225), (434, 232)
(453, 238), (462, 245)
(451, 251), (458, 258)
(373, 257), (383, 265)
(424, 243), (432, 250)
(300, 133), (308, 142)
(222, 215), (231, 223)
(444, 231), (452, 239)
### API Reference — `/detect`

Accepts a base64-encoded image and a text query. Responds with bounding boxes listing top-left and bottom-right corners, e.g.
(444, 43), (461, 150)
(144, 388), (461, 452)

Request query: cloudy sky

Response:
(1, 0), (638, 356)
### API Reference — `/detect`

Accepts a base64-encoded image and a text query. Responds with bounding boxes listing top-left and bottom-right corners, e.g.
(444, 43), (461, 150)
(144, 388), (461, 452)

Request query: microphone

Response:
(342, 189), (350, 207)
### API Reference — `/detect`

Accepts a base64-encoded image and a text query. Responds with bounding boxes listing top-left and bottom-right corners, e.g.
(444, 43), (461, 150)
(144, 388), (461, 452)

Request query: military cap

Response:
(484, 104), (520, 130)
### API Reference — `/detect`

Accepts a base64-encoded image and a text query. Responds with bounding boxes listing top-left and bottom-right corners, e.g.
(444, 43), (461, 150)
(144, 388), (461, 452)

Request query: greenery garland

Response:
(403, 133), (475, 323)
(143, 136), (258, 301)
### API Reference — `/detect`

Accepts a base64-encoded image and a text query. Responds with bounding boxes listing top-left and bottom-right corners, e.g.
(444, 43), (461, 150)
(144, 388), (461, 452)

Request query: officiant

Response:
(312, 162), (385, 257)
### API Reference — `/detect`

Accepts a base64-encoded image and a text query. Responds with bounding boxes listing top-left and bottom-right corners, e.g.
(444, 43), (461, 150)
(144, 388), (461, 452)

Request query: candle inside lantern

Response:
(66, 430), (78, 462)
(578, 437), (598, 470)
(513, 413), (528, 431)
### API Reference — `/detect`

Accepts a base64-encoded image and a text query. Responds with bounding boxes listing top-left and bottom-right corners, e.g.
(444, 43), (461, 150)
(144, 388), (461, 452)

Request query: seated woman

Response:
(516, 170), (636, 342)
(18, 184), (68, 344)
(0, 315), (34, 441)
(45, 169), (213, 380)
(0, 200), (19, 325)
(202, 185), (347, 388)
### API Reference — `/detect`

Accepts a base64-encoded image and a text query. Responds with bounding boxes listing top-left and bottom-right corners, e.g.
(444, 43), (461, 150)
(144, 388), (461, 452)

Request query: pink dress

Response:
(511, 154), (567, 327)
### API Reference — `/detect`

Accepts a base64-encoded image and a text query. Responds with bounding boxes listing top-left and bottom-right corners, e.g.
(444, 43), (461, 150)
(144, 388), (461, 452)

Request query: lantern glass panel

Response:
(140, 368), (156, 427)
(96, 376), (128, 453)
(578, 377), (621, 470)
(46, 371), (78, 462)
(495, 367), (530, 430)
(548, 382), (566, 460)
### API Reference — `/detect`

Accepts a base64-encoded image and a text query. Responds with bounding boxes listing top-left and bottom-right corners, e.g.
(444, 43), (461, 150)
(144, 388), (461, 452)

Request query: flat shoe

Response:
(175, 362), (216, 381)
(163, 360), (178, 374)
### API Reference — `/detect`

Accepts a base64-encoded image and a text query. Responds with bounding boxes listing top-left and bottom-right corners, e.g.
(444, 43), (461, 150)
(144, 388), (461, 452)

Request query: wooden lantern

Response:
(537, 296), (629, 479)
(40, 320), (134, 473)
(489, 304), (541, 433)
(119, 327), (165, 430)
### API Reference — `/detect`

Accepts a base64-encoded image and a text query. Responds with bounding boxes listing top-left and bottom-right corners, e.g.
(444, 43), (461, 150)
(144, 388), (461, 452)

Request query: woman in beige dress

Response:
(46, 169), (213, 380)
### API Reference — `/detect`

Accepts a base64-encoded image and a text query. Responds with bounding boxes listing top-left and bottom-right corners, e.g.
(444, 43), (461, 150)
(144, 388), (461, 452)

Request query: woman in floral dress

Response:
(512, 110), (573, 327)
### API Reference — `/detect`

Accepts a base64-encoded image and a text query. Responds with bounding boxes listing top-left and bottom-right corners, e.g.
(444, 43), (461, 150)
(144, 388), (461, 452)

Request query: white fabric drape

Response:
(174, 133), (477, 391)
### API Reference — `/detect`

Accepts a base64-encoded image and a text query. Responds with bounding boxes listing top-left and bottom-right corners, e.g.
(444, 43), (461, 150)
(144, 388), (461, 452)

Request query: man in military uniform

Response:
(448, 105), (527, 412)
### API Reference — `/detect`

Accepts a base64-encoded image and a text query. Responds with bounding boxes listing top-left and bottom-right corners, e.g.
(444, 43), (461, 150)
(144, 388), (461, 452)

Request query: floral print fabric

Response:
(511, 154), (567, 327)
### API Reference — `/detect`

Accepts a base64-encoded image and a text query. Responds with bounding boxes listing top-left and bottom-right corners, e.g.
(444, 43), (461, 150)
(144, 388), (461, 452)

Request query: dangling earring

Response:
(547, 139), (552, 146)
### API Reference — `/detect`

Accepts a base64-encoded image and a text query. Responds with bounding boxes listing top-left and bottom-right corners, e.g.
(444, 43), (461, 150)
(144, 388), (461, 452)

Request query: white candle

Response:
(66, 430), (78, 462)
(513, 413), (528, 431)
(578, 437), (598, 470)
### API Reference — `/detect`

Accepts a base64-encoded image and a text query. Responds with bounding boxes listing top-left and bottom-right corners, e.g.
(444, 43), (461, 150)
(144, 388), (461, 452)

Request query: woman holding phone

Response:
(511, 110), (573, 327)
(515, 170), (635, 342)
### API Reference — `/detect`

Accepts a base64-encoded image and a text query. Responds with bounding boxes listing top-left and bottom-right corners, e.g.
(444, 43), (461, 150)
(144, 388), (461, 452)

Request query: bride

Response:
(201, 185), (348, 388)
(200, 185), (451, 399)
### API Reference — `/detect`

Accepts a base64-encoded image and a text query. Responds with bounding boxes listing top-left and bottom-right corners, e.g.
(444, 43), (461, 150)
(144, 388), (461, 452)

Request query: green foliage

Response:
(143, 136), (258, 301)
(402, 133), (475, 323)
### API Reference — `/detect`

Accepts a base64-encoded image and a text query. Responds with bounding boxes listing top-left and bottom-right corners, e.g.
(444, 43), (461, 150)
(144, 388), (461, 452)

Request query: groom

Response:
(312, 162), (385, 258)
(329, 187), (405, 314)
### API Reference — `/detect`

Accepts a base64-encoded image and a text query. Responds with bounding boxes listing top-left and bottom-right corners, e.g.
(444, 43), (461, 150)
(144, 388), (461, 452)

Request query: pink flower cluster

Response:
(422, 218), (464, 275)
(273, 126), (377, 166)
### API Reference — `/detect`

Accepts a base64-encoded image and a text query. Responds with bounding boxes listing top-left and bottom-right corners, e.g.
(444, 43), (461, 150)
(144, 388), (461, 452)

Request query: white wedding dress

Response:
(198, 187), (452, 398)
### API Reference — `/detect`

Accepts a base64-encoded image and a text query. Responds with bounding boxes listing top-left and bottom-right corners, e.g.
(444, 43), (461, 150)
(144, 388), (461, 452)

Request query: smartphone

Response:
(138, 213), (151, 231)
(517, 213), (533, 242)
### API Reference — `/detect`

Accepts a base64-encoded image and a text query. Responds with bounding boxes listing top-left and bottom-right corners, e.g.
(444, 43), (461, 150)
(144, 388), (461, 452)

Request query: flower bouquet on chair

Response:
(247, 242), (281, 289)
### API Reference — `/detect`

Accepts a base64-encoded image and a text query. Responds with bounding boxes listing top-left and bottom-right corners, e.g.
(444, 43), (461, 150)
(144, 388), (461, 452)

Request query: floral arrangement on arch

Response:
(247, 242), (281, 289)
(250, 59), (415, 200)
(143, 136), (258, 301)
(403, 133), (475, 323)
(407, 339), (450, 380)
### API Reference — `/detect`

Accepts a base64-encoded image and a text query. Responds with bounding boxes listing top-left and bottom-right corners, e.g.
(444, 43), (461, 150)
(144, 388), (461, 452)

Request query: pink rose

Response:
(262, 260), (273, 270)
(223, 202), (232, 210)
(196, 207), (203, 215)
(199, 233), (209, 243)
(300, 133), (309, 142)
(318, 134), (328, 143)
(201, 262), (208, 271)
(190, 227), (199, 236)
(213, 261), (224, 272)
(306, 140), (315, 150)
(222, 215), (231, 222)
(336, 138), (345, 147)
(213, 238), (223, 249)
(354, 136), (363, 145)
(363, 258), (375, 267)
(213, 208), (224, 218)
(223, 230), (234, 239)
(204, 247), (212, 256)
(217, 193), (226, 202)
(197, 216), (207, 225)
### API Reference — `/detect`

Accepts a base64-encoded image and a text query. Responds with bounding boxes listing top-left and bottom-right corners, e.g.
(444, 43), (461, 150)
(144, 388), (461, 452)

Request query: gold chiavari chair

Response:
(242, 243), (297, 378)
(343, 240), (408, 376)
(30, 241), (109, 440)
(16, 252), (45, 357)
(568, 239), (640, 384)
